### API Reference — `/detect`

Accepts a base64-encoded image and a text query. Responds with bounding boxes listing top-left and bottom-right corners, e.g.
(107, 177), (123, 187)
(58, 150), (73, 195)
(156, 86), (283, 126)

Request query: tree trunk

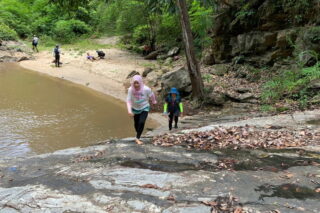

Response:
(176, 0), (204, 100)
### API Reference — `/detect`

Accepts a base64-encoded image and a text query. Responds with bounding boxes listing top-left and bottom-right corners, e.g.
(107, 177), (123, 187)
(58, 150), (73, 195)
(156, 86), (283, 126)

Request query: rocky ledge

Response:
(0, 110), (319, 213)
(0, 40), (33, 63)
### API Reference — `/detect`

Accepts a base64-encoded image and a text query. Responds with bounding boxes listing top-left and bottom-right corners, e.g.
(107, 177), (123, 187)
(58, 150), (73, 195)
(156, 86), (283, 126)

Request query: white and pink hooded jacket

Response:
(127, 75), (157, 114)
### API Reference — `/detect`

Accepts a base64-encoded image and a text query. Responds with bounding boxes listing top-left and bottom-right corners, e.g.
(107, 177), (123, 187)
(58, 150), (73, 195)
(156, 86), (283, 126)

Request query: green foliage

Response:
(282, 0), (311, 23)
(156, 13), (181, 46)
(260, 104), (276, 112)
(132, 25), (149, 44)
(235, 3), (255, 20)
(54, 19), (91, 43)
(49, 0), (90, 12)
(0, 22), (18, 40)
(0, 0), (31, 38)
(189, 1), (214, 50)
(262, 63), (320, 105)
(202, 73), (212, 83)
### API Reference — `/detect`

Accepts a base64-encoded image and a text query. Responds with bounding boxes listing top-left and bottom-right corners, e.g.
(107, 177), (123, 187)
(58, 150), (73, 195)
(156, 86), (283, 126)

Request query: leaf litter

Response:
(153, 125), (320, 150)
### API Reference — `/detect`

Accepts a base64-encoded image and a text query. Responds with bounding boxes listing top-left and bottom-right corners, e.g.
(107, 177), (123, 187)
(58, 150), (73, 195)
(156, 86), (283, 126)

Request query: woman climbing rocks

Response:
(127, 75), (157, 144)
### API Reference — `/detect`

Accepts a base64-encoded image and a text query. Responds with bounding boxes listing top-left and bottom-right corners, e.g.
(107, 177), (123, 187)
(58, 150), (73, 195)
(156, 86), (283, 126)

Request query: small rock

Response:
(18, 56), (30, 62)
(209, 64), (229, 76)
(127, 70), (140, 79)
(167, 47), (180, 57)
(226, 92), (255, 102)
(308, 79), (320, 89)
(145, 50), (161, 60)
(235, 87), (251, 93)
(16, 48), (23, 52)
(142, 67), (153, 77)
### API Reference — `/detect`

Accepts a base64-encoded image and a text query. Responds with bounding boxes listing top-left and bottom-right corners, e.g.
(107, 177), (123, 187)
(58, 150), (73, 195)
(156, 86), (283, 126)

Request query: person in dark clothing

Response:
(163, 88), (184, 130)
(53, 45), (60, 67)
(32, 35), (39, 52)
(96, 50), (105, 59)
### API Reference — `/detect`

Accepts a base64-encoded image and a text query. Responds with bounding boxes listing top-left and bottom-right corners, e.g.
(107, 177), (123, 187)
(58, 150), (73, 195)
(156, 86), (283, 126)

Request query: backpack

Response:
(96, 50), (105, 57)
(54, 47), (59, 55)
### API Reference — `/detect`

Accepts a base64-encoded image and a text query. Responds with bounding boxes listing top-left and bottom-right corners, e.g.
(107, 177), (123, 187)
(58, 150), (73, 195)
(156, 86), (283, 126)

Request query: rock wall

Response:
(205, 0), (320, 67)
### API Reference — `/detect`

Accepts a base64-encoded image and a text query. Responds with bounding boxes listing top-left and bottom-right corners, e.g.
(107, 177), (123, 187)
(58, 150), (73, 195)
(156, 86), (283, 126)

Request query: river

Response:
(0, 63), (155, 157)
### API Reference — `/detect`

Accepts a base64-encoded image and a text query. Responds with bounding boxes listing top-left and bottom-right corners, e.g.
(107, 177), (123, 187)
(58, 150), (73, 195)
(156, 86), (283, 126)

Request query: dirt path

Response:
(19, 37), (166, 126)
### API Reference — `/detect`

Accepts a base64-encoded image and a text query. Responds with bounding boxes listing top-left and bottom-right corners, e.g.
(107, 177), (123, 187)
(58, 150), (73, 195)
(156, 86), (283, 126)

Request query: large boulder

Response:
(146, 71), (161, 87)
(201, 48), (215, 65)
(160, 66), (192, 96)
(205, 92), (226, 106)
(230, 32), (277, 56)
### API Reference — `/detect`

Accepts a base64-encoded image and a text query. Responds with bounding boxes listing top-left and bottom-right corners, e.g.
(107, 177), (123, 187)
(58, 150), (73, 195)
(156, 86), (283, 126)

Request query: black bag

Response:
(96, 50), (105, 58)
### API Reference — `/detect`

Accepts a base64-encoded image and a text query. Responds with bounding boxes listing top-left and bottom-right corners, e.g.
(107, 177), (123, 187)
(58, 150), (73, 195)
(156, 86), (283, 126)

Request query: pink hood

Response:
(130, 75), (144, 95)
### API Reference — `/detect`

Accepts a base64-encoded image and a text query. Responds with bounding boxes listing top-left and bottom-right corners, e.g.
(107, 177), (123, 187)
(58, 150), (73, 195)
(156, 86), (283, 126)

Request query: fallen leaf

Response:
(141, 184), (160, 189)
(234, 207), (243, 213)
(281, 173), (294, 179)
(202, 201), (218, 206)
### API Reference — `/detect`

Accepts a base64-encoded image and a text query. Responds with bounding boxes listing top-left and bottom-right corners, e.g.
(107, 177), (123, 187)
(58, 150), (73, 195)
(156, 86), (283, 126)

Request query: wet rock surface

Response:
(0, 110), (319, 212)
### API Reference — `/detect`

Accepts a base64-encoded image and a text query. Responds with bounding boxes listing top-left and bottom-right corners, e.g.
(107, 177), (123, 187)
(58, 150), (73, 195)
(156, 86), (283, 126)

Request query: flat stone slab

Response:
(0, 110), (320, 212)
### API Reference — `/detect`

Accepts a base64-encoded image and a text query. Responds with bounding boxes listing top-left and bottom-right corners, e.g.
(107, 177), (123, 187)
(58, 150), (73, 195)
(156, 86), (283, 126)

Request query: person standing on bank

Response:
(53, 45), (60, 67)
(127, 75), (157, 145)
(32, 35), (39, 52)
(163, 88), (184, 130)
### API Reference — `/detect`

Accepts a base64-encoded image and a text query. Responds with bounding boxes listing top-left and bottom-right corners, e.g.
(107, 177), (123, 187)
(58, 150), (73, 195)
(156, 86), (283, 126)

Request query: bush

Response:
(54, 19), (91, 43)
(115, 1), (146, 33)
(0, 22), (18, 40)
(156, 13), (181, 46)
(132, 25), (149, 44)
(262, 63), (320, 104)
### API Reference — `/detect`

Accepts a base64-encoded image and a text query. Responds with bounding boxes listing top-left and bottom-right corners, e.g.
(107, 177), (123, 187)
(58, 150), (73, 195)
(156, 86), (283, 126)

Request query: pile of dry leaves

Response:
(153, 126), (320, 150)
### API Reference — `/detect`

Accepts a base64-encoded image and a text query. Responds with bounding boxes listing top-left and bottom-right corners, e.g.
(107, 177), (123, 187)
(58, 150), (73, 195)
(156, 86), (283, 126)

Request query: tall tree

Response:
(176, 0), (204, 100)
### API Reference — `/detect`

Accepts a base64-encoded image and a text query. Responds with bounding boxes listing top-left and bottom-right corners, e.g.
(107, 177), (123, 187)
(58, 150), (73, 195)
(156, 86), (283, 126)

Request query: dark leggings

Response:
(32, 43), (38, 52)
(55, 55), (60, 67)
(169, 113), (179, 130)
(134, 111), (148, 139)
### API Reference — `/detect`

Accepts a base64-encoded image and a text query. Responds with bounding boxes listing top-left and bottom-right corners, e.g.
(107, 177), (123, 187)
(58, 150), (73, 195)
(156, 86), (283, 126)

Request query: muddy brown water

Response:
(0, 63), (156, 157)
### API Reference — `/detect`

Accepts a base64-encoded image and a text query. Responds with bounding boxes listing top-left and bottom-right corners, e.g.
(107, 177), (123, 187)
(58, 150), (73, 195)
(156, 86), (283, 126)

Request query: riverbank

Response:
(19, 39), (167, 128)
